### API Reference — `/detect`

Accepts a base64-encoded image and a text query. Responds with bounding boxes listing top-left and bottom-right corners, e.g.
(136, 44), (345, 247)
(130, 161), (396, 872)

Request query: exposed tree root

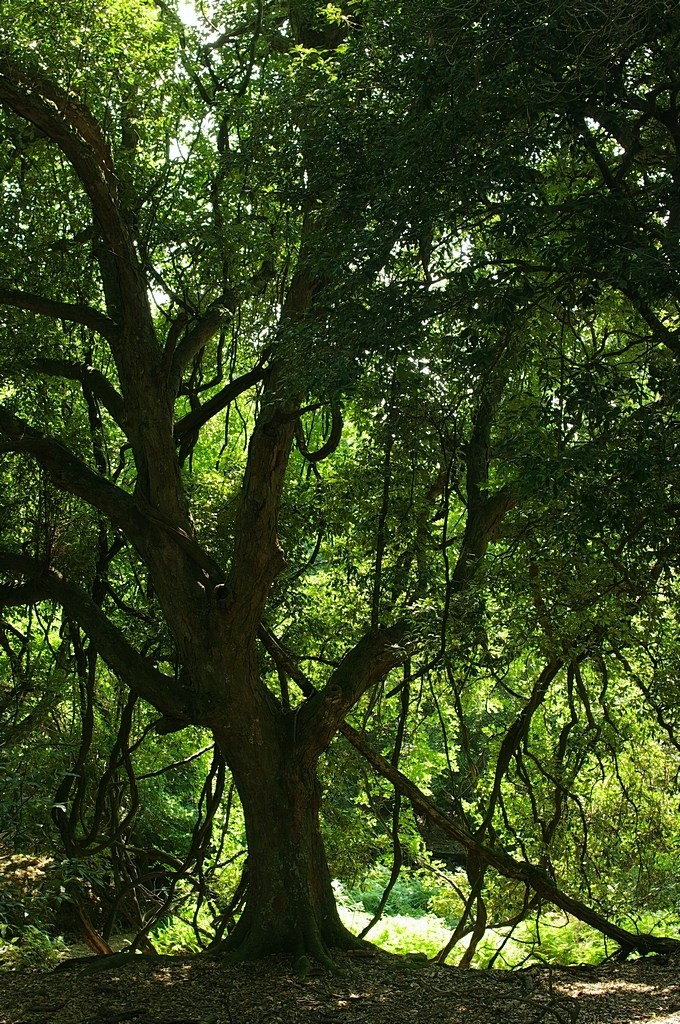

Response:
(209, 898), (361, 971)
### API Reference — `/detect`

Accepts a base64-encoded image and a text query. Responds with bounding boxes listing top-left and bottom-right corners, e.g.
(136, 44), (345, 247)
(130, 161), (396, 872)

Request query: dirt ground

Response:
(1, 948), (680, 1024)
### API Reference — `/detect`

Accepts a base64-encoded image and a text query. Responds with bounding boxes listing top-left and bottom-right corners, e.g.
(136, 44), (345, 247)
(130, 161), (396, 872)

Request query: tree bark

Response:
(212, 727), (362, 965)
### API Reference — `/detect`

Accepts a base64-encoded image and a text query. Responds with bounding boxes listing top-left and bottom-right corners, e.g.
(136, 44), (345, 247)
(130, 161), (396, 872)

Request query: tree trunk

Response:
(213, 728), (362, 965)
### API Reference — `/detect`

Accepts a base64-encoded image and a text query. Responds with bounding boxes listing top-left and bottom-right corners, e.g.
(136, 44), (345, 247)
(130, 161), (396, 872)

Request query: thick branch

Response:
(0, 553), (191, 719)
(452, 377), (516, 588)
(0, 54), (130, 262)
(0, 406), (225, 593)
(0, 405), (136, 528)
(227, 383), (296, 626)
(168, 261), (274, 396)
(169, 306), (227, 397)
(451, 484), (517, 589)
(0, 53), (157, 349)
(297, 623), (408, 756)
(174, 364), (265, 444)
(339, 721), (680, 958)
(0, 287), (120, 342)
(32, 358), (126, 430)
(227, 248), (320, 629)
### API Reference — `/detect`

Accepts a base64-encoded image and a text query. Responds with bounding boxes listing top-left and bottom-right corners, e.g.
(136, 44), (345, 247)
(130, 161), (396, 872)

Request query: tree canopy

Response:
(1, 0), (680, 968)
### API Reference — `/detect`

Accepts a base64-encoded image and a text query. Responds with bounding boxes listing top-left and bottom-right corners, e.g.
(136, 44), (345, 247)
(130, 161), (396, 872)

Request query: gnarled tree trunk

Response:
(214, 728), (361, 963)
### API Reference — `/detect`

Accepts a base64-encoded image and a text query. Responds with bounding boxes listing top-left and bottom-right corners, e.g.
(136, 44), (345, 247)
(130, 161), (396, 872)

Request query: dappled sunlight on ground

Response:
(2, 946), (680, 1024)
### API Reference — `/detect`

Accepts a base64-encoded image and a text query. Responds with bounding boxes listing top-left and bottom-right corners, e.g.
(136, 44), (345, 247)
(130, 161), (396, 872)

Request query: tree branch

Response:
(339, 720), (680, 958)
(451, 483), (518, 589)
(168, 260), (274, 396)
(476, 657), (563, 837)
(0, 405), (136, 528)
(451, 374), (517, 589)
(259, 624), (680, 958)
(168, 305), (229, 397)
(257, 623), (316, 697)
(0, 52), (157, 346)
(295, 403), (343, 463)
(297, 622), (408, 756)
(226, 245), (320, 629)
(32, 358), (126, 430)
(0, 53), (130, 261)
(174, 364), (265, 444)
(0, 552), (192, 719)
(0, 287), (120, 342)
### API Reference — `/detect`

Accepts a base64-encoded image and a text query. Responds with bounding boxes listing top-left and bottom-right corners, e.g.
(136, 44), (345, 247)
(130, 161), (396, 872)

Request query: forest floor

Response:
(1, 947), (680, 1024)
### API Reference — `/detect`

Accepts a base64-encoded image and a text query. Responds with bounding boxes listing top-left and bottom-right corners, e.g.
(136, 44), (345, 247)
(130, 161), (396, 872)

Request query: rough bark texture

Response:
(214, 728), (362, 964)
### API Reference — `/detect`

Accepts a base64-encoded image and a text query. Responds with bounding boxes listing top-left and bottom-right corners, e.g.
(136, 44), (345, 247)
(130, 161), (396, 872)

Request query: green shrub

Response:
(0, 926), (67, 972)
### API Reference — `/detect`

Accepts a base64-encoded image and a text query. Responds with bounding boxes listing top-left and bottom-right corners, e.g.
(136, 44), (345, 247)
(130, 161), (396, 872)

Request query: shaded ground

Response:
(1, 948), (680, 1024)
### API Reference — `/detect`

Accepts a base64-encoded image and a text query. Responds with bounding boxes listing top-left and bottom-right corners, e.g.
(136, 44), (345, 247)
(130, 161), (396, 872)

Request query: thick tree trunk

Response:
(213, 729), (362, 965)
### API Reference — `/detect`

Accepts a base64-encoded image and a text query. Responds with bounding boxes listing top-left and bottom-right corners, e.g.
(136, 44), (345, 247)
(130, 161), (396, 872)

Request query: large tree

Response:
(2, 0), (680, 964)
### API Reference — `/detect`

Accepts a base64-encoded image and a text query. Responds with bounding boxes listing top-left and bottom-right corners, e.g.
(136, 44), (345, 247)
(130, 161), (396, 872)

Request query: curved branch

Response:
(295, 403), (343, 463)
(0, 405), (136, 528)
(0, 53), (129, 260)
(0, 53), (155, 345)
(258, 627), (680, 958)
(0, 288), (121, 342)
(451, 484), (518, 589)
(32, 358), (126, 430)
(0, 552), (191, 719)
(173, 364), (265, 444)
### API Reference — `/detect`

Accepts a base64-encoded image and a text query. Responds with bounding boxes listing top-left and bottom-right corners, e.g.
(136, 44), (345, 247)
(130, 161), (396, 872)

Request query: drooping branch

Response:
(295, 403), (344, 463)
(0, 552), (192, 719)
(0, 405), (137, 528)
(32, 358), (126, 430)
(476, 657), (563, 836)
(339, 720), (680, 958)
(0, 288), (121, 342)
(260, 624), (679, 957)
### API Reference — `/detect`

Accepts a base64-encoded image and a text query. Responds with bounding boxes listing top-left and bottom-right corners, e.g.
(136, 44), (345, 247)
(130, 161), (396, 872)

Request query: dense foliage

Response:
(1, 0), (680, 967)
